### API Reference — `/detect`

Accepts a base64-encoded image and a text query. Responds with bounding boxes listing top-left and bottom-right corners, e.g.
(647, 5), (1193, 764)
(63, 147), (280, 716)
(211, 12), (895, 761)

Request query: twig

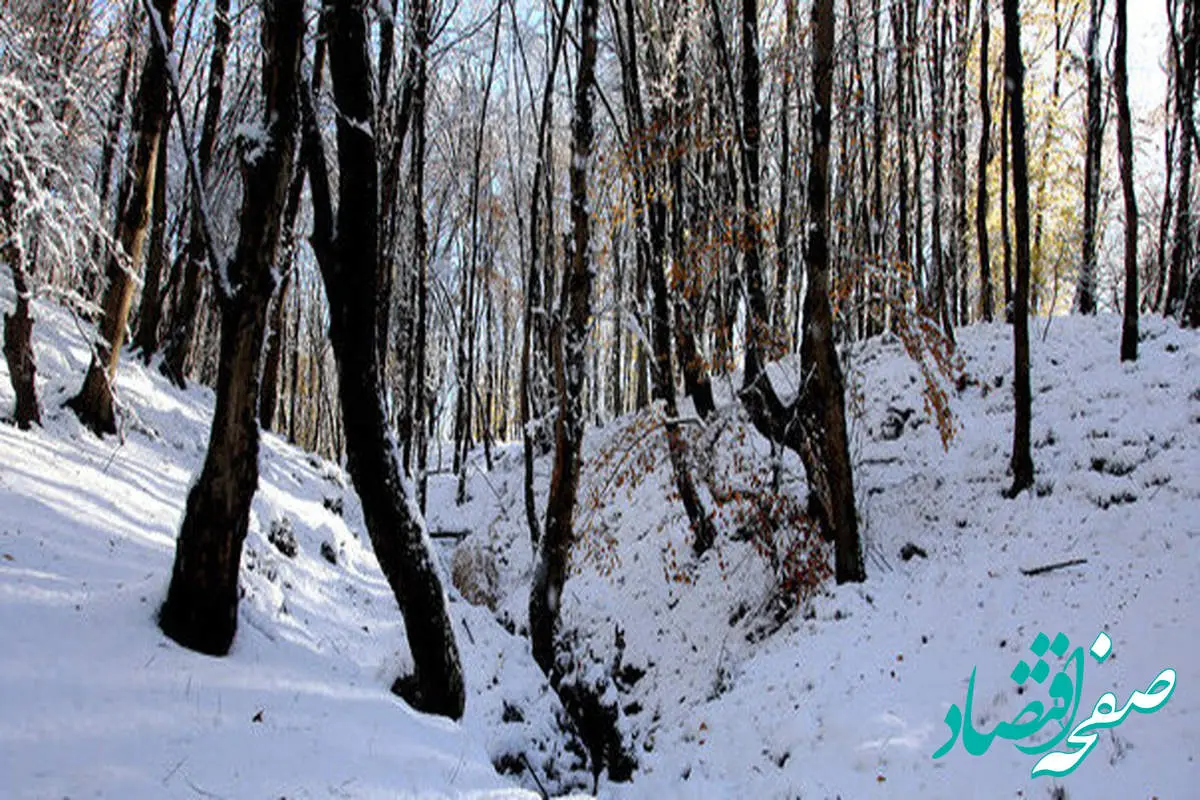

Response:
(518, 752), (549, 800)
(1020, 558), (1088, 576)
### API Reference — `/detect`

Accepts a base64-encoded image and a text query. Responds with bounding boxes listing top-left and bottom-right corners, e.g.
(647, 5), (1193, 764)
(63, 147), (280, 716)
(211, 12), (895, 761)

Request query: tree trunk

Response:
(159, 0), (304, 657)
(737, 0), (865, 583)
(801, 0), (865, 582)
(953, 0), (969, 328)
(930, 0), (948, 329)
(1115, 0), (1138, 357)
(90, 5), (137, 299)
(258, 270), (289, 431)
(159, 0), (230, 388)
(1001, 67), (1013, 322)
(302, 0), (464, 720)
(69, 0), (177, 435)
(773, 0), (796, 337)
(134, 126), (169, 360)
(1155, 79), (1176, 312)
(529, 0), (598, 675)
(1167, 0), (1197, 317)
(2, 231), (40, 429)
(521, 0), (572, 546)
(977, 0), (994, 322)
(1076, 0), (1104, 314)
(1004, 0), (1034, 496)
(409, 0), (430, 507)
(893, 1), (909, 299)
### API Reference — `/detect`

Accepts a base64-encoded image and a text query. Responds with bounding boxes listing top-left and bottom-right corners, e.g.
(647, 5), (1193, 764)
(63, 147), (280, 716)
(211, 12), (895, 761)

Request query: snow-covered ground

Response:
(2, 276), (1197, 798)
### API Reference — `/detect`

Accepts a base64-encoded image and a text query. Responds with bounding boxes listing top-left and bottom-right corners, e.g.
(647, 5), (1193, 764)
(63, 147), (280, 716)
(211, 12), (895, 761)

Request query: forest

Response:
(1, 0), (1198, 796)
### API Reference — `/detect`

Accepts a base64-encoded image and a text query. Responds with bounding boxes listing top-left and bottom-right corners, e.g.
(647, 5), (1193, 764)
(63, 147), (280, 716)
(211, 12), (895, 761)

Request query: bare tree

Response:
(159, 0), (305, 656)
(1076, 0), (1105, 314)
(736, 0), (865, 583)
(977, 0), (994, 322)
(1004, 0), (1034, 497)
(68, 0), (178, 434)
(1115, 0), (1139, 358)
(159, 0), (231, 387)
(302, 0), (465, 719)
(1167, 0), (1197, 317)
(529, 0), (599, 674)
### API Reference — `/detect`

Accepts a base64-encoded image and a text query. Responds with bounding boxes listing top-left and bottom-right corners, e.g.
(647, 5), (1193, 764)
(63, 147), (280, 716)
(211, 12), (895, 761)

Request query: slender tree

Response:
(529, 0), (599, 674)
(1076, 0), (1105, 314)
(302, 0), (465, 719)
(1167, 0), (1197, 317)
(978, 0), (994, 322)
(159, 0), (231, 387)
(68, 0), (178, 434)
(133, 126), (169, 359)
(1115, 0), (1139, 357)
(1004, 0), (1034, 496)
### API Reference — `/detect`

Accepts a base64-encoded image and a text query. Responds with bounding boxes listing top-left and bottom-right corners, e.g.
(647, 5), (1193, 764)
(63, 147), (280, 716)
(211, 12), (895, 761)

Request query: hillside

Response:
(2, 281), (1198, 798)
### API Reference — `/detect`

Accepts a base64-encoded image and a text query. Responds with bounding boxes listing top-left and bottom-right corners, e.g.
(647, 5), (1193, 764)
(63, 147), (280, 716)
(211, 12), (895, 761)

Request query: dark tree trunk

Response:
(1115, 0), (1139, 358)
(953, 0), (969, 328)
(869, 0), (885, 336)
(800, 0), (865, 582)
(1004, 0), (1034, 497)
(409, 0), (430, 507)
(615, 0), (715, 555)
(455, 9), (503, 506)
(302, 0), (464, 720)
(159, 0), (304, 657)
(159, 0), (230, 388)
(521, 0), (571, 546)
(978, 0), (994, 322)
(737, 0), (865, 583)
(1155, 90), (1176, 313)
(529, 0), (598, 675)
(69, 0), (177, 435)
(134, 127), (169, 360)
(1001, 69), (1013, 322)
(893, 1), (909, 297)
(2, 232), (40, 429)
(773, 0), (796, 338)
(259, 271), (289, 431)
(930, 0), (948, 328)
(1168, 0), (1197, 316)
(1076, 0), (1104, 314)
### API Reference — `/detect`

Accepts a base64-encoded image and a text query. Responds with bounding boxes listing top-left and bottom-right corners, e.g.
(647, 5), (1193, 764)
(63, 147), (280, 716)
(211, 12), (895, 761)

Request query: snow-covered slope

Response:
(2, 275), (1198, 798)
(0, 282), (583, 799)
(440, 315), (1200, 798)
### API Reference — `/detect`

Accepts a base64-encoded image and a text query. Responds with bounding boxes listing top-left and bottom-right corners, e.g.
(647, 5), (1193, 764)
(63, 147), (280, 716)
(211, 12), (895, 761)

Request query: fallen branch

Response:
(1020, 558), (1088, 577)
(429, 529), (471, 541)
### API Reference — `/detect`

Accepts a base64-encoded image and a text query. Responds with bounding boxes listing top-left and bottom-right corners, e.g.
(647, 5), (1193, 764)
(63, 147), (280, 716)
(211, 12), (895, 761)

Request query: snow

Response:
(2, 267), (1199, 797)
(0, 276), (568, 798)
